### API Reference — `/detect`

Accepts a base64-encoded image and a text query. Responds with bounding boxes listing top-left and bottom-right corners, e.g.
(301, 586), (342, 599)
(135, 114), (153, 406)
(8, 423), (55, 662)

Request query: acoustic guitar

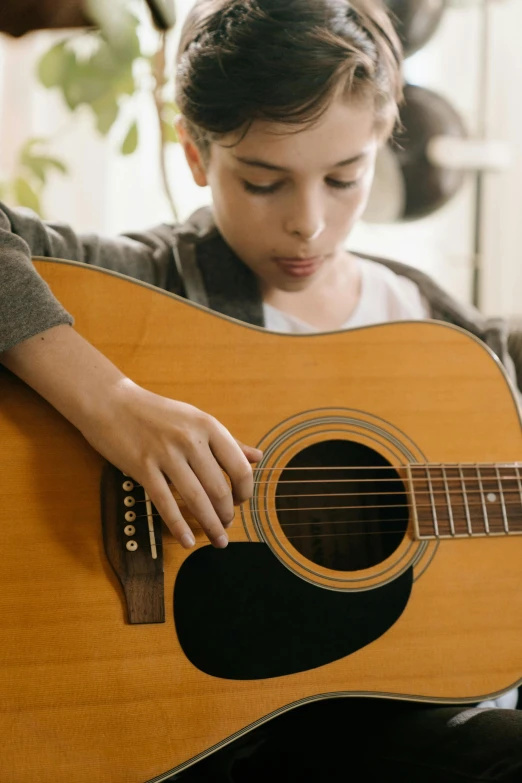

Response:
(2, 259), (522, 783)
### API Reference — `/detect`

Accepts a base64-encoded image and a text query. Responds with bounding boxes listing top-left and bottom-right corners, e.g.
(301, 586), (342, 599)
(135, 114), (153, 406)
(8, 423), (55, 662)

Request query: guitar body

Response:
(1, 259), (522, 783)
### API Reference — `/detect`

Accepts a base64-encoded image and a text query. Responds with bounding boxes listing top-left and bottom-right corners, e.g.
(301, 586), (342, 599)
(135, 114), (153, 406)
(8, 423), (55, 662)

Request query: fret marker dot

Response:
(487, 493), (497, 503)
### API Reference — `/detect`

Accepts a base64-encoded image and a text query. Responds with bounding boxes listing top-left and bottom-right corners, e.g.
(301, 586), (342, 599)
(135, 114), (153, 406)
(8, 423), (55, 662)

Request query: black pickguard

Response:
(174, 544), (412, 680)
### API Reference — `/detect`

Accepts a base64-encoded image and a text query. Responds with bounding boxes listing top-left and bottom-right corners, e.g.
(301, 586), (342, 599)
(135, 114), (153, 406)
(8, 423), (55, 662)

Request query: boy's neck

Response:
(262, 251), (362, 331)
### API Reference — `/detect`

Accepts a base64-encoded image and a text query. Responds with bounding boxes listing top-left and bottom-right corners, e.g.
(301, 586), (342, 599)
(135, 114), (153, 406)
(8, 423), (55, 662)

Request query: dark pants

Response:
(170, 697), (522, 782)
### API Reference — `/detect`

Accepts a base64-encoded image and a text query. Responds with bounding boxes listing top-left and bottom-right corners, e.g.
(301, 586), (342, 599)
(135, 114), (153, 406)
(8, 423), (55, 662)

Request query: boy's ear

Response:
(175, 116), (208, 187)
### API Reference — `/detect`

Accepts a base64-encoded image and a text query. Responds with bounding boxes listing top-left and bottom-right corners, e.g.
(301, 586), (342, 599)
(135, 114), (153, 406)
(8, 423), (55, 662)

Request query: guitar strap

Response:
(172, 235), (210, 309)
(170, 208), (265, 327)
(147, 221), (210, 307)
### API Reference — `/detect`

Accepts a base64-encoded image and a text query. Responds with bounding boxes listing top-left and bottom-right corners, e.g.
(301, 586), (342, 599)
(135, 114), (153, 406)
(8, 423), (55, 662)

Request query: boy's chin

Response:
(272, 275), (316, 293)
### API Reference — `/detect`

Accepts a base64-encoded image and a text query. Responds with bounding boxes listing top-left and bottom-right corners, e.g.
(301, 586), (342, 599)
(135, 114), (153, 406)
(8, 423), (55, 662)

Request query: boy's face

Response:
(181, 97), (380, 294)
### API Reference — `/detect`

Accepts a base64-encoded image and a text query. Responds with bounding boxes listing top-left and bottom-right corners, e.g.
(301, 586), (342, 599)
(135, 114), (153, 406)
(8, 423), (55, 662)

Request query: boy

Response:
(1, 0), (521, 779)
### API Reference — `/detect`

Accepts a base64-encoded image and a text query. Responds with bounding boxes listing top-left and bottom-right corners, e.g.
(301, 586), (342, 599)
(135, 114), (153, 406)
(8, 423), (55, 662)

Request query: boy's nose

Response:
(289, 222), (325, 242)
(284, 212), (325, 242)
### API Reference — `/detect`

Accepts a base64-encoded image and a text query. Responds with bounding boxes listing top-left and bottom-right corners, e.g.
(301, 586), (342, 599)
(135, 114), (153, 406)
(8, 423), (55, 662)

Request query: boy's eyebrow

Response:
(234, 153), (367, 172)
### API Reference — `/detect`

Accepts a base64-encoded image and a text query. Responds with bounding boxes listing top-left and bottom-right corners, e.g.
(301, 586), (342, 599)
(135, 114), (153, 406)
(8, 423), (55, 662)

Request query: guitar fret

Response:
(431, 466), (453, 537)
(441, 465), (455, 537)
(516, 465), (522, 504)
(498, 464), (522, 534)
(515, 466), (522, 533)
(495, 466), (509, 534)
(407, 464), (421, 540)
(476, 465), (490, 534)
(458, 465), (473, 536)
(426, 465), (439, 538)
(479, 465), (508, 535)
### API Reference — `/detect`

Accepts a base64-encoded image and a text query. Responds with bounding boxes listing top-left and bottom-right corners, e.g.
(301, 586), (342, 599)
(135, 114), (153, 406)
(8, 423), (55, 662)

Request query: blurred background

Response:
(0, 0), (519, 318)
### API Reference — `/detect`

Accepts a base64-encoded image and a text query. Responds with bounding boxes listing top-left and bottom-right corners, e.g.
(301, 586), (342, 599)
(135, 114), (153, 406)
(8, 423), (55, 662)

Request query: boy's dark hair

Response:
(176, 0), (403, 154)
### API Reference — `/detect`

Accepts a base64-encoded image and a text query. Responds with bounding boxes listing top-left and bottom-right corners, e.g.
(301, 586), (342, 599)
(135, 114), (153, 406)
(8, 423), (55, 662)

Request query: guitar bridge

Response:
(101, 463), (165, 624)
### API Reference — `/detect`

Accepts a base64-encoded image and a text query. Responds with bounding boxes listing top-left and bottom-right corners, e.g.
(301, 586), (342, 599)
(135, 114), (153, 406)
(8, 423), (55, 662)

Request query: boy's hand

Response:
(87, 382), (262, 549)
(2, 325), (262, 549)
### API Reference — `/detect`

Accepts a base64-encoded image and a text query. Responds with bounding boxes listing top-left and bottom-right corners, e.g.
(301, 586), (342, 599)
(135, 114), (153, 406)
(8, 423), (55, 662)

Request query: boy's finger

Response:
(142, 471), (196, 549)
(209, 428), (257, 506)
(237, 441), (263, 464)
(188, 447), (235, 527)
(165, 461), (229, 549)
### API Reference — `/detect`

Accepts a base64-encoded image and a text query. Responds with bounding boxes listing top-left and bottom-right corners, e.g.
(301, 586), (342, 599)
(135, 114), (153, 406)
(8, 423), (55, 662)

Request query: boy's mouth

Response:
(272, 256), (323, 278)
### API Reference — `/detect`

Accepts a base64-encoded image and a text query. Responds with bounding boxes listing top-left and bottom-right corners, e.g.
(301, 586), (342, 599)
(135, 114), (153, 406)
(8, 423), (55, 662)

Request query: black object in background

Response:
(385, 0), (446, 57)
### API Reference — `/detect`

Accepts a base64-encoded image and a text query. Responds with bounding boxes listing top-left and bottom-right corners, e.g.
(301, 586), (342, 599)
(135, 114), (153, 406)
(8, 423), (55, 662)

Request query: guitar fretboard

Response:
(409, 464), (522, 539)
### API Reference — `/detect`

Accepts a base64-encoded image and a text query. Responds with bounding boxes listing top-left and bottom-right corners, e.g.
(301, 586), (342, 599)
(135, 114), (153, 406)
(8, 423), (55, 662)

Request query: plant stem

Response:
(152, 32), (178, 222)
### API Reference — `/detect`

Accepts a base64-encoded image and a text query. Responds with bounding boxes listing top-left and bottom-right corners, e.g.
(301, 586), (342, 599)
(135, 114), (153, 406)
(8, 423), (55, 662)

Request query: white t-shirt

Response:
(263, 257), (431, 333)
(263, 255), (519, 711)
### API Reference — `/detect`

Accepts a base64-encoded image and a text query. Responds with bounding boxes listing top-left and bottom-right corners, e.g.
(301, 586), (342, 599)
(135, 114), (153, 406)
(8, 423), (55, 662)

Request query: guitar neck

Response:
(409, 463), (522, 539)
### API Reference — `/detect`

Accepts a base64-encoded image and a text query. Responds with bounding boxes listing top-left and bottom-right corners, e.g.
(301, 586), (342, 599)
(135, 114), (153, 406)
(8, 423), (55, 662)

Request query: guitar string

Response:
(133, 508), (517, 532)
(223, 488), (519, 499)
(253, 476), (522, 485)
(160, 525), (516, 546)
(126, 463), (522, 476)
(127, 474), (522, 490)
(248, 465), (522, 472)
(127, 495), (522, 514)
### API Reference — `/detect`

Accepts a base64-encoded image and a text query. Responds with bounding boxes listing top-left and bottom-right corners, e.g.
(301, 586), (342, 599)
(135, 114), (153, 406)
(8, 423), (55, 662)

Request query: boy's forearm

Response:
(1, 324), (126, 433)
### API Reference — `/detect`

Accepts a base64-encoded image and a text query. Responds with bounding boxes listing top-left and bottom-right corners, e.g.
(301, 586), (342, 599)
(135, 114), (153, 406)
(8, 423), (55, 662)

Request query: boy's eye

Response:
(242, 178), (358, 194)
(327, 178), (358, 190)
(242, 180), (283, 195)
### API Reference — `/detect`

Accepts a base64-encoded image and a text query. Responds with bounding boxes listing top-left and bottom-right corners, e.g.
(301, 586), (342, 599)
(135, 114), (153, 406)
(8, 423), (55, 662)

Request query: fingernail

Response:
(215, 535), (228, 549)
(181, 533), (196, 549)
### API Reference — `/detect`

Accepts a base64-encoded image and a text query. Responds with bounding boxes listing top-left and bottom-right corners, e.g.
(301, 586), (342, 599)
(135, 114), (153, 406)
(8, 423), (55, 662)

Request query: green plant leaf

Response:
(61, 66), (87, 110)
(91, 93), (119, 134)
(20, 140), (68, 184)
(64, 64), (110, 108)
(117, 71), (136, 96)
(95, 11), (141, 64)
(121, 122), (139, 155)
(24, 156), (68, 184)
(22, 158), (47, 185)
(14, 178), (41, 214)
(21, 137), (50, 152)
(39, 26), (141, 116)
(37, 41), (72, 88)
(40, 156), (68, 175)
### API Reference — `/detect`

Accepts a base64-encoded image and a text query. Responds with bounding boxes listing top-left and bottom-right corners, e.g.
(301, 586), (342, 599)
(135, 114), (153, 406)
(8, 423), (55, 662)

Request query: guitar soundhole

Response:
(275, 440), (408, 571)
